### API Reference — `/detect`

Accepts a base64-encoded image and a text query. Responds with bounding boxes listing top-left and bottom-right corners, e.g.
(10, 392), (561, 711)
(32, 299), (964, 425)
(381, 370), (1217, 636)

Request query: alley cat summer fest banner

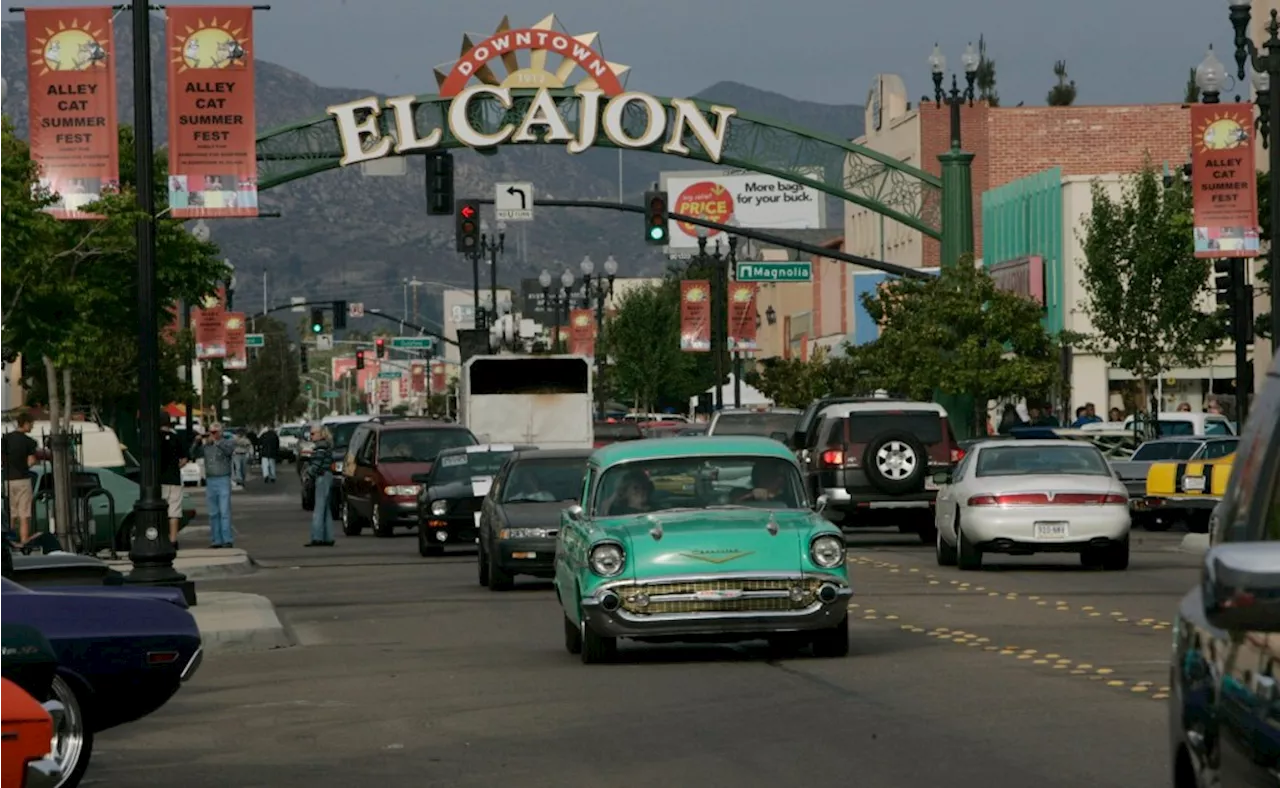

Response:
(166, 6), (259, 218)
(24, 6), (120, 220)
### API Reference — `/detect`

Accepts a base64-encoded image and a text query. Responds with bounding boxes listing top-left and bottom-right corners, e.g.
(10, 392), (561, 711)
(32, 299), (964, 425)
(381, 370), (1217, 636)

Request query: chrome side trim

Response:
(181, 646), (203, 682)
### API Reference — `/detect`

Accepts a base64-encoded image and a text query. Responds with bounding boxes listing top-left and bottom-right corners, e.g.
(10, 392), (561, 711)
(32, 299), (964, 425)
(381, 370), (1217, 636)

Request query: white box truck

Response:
(459, 355), (594, 449)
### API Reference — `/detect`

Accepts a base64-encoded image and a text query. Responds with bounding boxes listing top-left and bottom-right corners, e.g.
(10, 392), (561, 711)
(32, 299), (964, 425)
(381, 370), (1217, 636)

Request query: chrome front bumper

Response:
(581, 572), (851, 639)
(25, 757), (61, 788)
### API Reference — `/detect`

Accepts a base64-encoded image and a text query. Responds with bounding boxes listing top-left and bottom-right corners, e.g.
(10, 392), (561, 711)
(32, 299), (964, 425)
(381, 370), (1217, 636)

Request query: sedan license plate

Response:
(1034, 521), (1069, 539)
(1183, 476), (1206, 493)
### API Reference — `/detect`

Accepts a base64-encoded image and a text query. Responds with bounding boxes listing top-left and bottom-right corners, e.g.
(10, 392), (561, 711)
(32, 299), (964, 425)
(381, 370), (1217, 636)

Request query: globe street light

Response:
(191, 219), (211, 242)
(1195, 45), (1228, 103)
(580, 256), (619, 419)
(1228, 0), (1280, 347)
(558, 270), (575, 353)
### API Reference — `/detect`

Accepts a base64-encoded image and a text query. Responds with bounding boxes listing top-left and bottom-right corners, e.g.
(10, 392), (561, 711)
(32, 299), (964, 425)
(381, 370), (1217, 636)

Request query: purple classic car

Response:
(1, 577), (202, 788)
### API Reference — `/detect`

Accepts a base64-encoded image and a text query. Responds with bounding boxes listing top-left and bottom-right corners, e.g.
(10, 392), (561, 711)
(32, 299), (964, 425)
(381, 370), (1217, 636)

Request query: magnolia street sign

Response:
(377, 370), (403, 379)
(735, 261), (812, 283)
(326, 86), (737, 168)
(245, 333), (265, 348)
(391, 337), (433, 350)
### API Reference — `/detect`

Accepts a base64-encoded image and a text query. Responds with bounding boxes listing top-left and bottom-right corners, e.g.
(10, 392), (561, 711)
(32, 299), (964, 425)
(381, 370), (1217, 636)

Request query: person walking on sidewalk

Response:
(159, 414), (188, 551)
(305, 425), (335, 546)
(231, 430), (252, 489)
(258, 426), (280, 483)
(3, 411), (40, 546)
(191, 422), (236, 548)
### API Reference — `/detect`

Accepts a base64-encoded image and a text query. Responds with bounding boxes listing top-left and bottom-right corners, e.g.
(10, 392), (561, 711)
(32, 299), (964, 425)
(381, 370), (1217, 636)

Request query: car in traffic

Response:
(418, 444), (534, 556)
(2, 577), (202, 787)
(1168, 350), (1279, 787)
(933, 439), (1131, 571)
(1142, 449), (1237, 535)
(800, 398), (961, 541)
(1111, 436), (1237, 530)
(2, 678), (61, 788)
(555, 436), (851, 663)
(478, 448), (591, 590)
(340, 420), (478, 537)
(706, 406), (801, 445)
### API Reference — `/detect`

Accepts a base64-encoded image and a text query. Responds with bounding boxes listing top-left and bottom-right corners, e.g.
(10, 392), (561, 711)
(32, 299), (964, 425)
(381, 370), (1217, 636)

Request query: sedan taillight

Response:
(969, 492), (1130, 506)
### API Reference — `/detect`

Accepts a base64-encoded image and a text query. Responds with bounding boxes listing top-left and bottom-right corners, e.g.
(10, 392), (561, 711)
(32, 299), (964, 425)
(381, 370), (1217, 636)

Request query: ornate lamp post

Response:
(559, 269), (575, 352)
(580, 255), (619, 418)
(1228, 1), (1280, 349)
(479, 220), (506, 329)
(928, 42), (980, 270)
(185, 220), (211, 438)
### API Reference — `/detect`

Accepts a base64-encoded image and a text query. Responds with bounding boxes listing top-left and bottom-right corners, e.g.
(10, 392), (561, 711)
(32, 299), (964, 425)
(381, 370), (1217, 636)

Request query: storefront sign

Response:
(989, 256), (1045, 305)
(1190, 103), (1260, 259)
(165, 6), (259, 217)
(24, 7), (120, 219)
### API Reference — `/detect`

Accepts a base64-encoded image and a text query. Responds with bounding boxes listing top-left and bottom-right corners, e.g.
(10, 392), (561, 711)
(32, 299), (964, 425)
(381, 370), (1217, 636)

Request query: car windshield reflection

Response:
(502, 458), (588, 503)
(594, 456), (803, 517)
(379, 428), (476, 463)
(431, 451), (511, 483)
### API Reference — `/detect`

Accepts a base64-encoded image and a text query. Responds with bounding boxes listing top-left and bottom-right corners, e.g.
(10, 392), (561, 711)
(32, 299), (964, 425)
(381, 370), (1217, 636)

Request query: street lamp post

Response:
(125, 1), (187, 594)
(693, 230), (729, 410)
(580, 255), (619, 419)
(559, 269), (575, 352)
(1228, 1), (1280, 357)
(928, 42), (980, 270)
(479, 220), (506, 329)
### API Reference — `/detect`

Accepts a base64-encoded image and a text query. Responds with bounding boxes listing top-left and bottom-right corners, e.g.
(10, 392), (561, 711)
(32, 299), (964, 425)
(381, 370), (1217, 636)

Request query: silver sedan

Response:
(932, 439), (1131, 571)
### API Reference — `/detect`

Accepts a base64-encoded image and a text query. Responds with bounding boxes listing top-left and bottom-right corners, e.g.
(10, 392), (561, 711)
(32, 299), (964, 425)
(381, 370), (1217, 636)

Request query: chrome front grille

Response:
(615, 577), (824, 615)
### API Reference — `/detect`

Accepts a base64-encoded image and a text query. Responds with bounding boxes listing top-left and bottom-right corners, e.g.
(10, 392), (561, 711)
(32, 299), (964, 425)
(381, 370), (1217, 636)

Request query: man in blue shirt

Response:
(1071, 402), (1103, 428)
(190, 422), (237, 548)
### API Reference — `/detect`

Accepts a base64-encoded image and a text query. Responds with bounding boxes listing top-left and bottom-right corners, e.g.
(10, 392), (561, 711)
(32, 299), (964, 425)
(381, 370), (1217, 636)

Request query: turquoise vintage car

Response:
(555, 436), (851, 663)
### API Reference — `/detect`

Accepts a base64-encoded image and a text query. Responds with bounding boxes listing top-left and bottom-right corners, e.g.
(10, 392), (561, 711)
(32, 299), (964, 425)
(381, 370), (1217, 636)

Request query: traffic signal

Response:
(426, 152), (455, 216)
(1213, 259), (1240, 335)
(310, 308), (324, 334)
(644, 190), (668, 245)
(355, 350), (365, 370)
(299, 343), (309, 373)
(375, 337), (386, 359)
(455, 199), (480, 253)
(304, 381), (313, 393)
(333, 300), (347, 330)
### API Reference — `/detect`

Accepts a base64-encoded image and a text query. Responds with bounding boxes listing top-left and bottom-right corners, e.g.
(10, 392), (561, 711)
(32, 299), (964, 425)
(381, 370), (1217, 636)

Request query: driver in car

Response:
(739, 463), (788, 503)
(609, 470), (654, 516)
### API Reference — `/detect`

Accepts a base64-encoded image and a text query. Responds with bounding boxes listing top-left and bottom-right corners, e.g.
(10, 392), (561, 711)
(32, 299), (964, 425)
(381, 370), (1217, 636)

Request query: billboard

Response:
(849, 269), (939, 346)
(660, 168), (825, 251)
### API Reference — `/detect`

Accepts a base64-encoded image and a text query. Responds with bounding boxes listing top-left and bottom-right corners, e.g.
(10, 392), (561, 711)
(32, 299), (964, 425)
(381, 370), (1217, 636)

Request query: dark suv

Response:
(802, 400), (960, 541)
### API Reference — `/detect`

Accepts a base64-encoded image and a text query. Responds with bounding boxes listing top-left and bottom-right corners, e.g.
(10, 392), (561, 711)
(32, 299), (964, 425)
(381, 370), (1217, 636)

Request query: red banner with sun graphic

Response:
(165, 6), (259, 218)
(1190, 103), (1260, 259)
(680, 280), (712, 352)
(24, 7), (119, 220)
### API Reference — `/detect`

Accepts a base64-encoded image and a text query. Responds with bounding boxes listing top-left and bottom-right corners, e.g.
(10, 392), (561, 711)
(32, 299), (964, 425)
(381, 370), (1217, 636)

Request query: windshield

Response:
(431, 450), (514, 483)
(502, 457), (589, 503)
(975, 445), (1110, 477)
(594, 455), (804, 516)
(327, 422), (365, 448)
(379, 428), (477, 463)
(1131, 442), (1201, 461)
(711, 412), (800, 438)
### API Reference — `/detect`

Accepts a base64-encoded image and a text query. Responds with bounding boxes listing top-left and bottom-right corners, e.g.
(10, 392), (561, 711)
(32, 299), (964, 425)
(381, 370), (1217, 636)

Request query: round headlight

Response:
(810, 534), (845, 569)
(430, 500), (447, 516)
(589, 543), (625, 577)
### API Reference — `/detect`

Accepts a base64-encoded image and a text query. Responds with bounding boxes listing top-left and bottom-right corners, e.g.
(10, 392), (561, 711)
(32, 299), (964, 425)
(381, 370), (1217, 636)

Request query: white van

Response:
(2, 420), (134, 473)
(1123, 412), (1235, 437)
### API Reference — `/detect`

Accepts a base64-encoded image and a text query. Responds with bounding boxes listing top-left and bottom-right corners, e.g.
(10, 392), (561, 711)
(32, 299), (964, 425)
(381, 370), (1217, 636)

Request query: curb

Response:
(191, 591), (295, 656)
(1179, 533), (1211, 554)
(106, 551), (257, 582)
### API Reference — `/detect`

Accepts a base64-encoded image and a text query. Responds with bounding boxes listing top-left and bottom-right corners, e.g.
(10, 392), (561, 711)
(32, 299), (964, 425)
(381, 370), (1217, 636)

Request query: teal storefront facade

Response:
(981, 167), (1066, 334)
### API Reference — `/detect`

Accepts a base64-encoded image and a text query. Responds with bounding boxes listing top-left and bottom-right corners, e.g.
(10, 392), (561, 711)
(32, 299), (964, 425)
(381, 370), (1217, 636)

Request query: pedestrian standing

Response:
(231, 430), (252, 489)
(159, 414), (187, 550)
(258, 426), (280, 483)
(306, 425), (336, 546)
(3, 412), (40, 545)
(191, 422), (236, 548)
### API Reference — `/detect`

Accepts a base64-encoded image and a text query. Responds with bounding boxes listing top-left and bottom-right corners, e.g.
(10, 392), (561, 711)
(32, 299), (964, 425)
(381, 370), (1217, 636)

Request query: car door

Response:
(481, 459), (513, 550)
(936, 450), (973, 536)
(350, 429), (377, 518)
(341, 426), (367, 508)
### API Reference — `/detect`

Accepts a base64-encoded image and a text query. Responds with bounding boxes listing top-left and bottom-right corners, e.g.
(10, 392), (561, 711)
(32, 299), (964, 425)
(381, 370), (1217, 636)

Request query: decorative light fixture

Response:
(765, 306), (777, 325)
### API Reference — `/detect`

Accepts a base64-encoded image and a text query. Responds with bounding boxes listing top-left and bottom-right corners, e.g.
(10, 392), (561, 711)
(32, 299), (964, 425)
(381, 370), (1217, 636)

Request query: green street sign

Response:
(377, 370), (403, 379)
(245, 333), (265, 348)
(391, 337), (433, 350)
(734, 261), (812, 283)
(323, 390), (341, 399)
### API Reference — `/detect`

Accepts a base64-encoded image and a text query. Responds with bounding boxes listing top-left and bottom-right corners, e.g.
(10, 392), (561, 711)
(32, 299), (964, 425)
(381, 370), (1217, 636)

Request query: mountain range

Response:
(0, 17), (863, 324)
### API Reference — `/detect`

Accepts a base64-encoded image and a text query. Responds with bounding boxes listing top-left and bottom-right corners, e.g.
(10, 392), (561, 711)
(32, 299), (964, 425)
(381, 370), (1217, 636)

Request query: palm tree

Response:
(975, 34), (999, 106)
(1047, 60), (1077, 106)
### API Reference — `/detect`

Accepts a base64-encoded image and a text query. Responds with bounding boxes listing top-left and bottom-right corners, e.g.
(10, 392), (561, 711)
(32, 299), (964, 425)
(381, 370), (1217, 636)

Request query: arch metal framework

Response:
(254, 89), (944, 240)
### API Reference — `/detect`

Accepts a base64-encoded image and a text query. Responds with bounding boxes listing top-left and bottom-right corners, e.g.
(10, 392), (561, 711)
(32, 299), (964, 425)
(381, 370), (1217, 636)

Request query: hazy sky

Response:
(0, 0), (1252, 107)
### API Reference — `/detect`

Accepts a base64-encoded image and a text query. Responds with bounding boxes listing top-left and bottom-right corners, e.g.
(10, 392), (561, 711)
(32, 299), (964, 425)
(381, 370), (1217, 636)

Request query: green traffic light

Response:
(312, 324), (322, 333)
(649, 226), (666, 240)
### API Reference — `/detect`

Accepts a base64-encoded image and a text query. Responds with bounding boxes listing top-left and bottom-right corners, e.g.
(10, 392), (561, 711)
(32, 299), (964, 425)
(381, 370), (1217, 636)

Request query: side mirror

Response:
(1202, 542), (1280, 633)
(565, 504), (584, 522)
(932, 470), (952, 486)
(815, 494), (829, 514)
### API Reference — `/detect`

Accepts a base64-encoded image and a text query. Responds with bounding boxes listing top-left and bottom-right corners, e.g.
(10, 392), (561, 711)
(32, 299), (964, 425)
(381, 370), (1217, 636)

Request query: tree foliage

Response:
(1074, 164), (1219, 387)
(975, 35), (999, 107)
(1, 120), (228, 409)
(1047, 60), (1077, 106)
(225, 317), (305, 427)
(745, 346), (868, 408)
(850, 259), (1060, 425)
(603, 279), (712, 411)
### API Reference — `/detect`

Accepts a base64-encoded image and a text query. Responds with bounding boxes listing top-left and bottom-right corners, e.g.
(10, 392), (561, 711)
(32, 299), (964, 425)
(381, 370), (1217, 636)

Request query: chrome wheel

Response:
(875, 441), (917, 480)
(50, 674), (90, 787)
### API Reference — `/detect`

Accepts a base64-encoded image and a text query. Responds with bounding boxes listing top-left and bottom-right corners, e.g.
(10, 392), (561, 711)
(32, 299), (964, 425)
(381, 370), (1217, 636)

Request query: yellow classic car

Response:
(1140, 453), (1235, 532)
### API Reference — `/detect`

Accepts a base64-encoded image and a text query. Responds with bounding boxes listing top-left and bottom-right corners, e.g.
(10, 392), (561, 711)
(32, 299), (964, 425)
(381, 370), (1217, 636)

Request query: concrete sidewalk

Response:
(191, 591), (295, 655)
(106, 546), (255, 580)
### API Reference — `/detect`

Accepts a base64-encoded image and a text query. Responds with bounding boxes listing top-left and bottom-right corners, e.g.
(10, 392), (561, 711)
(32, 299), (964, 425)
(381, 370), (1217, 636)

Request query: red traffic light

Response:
(460, 203), (476, 219)
(375, 337), (385, 345)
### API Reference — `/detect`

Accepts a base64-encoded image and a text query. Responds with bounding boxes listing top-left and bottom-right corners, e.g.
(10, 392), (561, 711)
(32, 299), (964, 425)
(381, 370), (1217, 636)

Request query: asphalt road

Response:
(88, 472), (1196, 788)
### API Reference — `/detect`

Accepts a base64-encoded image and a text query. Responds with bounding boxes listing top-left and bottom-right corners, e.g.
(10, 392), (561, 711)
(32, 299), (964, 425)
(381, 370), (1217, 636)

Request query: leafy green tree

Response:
(745, 346), (870, 407)
(1074, 164), (1219, 406)
(603, 280), (708, 411)
(225, 317), (304, 426)
(976, 35), (999, 107)
(1047, 60), (1077, 106)
(850, 258), (1060, 432)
